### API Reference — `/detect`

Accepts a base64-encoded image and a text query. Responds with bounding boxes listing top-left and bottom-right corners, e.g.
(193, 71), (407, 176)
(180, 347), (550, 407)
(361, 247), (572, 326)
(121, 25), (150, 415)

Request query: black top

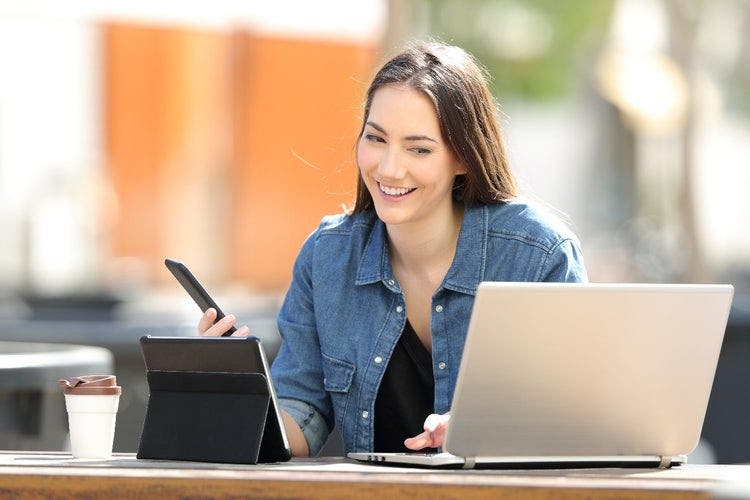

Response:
(373, 320), (437, 453)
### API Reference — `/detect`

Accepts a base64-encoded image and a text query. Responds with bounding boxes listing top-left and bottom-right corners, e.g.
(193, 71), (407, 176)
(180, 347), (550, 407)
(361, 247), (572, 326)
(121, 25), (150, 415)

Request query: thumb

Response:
(404, 430), (434, 450)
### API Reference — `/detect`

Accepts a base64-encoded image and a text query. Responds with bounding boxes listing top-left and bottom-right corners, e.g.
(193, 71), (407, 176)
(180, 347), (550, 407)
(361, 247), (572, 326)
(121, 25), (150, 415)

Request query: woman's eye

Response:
(365, 134), (385, 143)
(411, 147), (432, 155)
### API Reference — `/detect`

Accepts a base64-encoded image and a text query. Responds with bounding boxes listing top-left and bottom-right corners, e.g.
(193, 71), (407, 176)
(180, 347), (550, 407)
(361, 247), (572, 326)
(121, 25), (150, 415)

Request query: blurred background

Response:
(0, 0), (748, 462)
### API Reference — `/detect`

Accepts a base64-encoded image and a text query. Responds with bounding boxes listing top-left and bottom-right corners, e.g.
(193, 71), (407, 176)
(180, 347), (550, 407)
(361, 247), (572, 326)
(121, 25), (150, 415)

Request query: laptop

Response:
(349, 282), (734, 469)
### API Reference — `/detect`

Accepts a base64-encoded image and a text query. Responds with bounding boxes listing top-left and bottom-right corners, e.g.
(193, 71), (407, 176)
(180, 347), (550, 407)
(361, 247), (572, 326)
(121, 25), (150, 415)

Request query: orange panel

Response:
(230, 34), (378, 289)
(104, 24), (230, 283)
(105, 24), (162, 262)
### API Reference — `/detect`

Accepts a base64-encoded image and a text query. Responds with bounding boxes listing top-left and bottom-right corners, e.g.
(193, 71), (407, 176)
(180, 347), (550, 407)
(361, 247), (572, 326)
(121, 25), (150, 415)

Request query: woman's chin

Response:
(373, 205), (411, 226)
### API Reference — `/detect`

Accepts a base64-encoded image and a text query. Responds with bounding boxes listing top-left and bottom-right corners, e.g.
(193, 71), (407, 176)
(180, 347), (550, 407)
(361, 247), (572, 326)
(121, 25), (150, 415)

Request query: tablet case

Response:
(137, 370), (272, 464)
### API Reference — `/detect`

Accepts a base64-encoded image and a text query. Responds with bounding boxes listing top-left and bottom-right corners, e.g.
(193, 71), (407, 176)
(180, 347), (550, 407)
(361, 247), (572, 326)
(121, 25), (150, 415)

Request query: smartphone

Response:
(164, 258), (237, 336)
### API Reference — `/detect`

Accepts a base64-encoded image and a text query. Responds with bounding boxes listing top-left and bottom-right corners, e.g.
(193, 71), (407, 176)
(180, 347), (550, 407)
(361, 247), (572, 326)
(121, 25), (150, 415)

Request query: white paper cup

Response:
(64, 393), (120, 459)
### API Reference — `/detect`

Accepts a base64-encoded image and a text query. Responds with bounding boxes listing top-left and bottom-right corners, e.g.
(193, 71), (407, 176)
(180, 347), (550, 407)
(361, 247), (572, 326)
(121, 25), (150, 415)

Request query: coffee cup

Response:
(59, 375), (122, 459)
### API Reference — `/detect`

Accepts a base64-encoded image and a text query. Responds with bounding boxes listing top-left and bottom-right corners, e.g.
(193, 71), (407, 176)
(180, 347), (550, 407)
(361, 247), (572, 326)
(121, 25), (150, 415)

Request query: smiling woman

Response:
(352, 43), (518, 213)
(198, 40), (588, 457)
(357, 85), (465, 229)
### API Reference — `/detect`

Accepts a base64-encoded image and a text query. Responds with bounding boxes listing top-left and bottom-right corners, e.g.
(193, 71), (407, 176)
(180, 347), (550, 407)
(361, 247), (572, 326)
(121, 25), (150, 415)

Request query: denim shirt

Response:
(271, 201), (587, 455)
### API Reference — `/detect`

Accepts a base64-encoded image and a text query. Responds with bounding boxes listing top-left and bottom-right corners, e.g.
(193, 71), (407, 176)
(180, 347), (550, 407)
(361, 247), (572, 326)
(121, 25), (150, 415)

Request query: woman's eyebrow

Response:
(404, 134), (437, 143)
(365, 121), (438, 143)
(365, 121), (387, 135)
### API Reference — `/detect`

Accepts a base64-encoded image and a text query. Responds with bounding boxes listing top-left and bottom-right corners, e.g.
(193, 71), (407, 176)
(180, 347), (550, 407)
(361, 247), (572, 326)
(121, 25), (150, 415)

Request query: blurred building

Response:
(0, 1), (383, 296)
(2, 0), (749, 295)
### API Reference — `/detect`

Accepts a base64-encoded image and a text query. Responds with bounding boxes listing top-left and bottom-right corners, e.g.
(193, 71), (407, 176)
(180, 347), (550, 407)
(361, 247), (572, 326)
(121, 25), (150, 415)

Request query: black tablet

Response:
(139, 335), (292, 462)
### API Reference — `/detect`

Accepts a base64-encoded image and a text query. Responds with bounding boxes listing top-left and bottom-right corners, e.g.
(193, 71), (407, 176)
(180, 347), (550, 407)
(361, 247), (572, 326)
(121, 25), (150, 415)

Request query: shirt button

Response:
(435, 305), (444, 313)
(396, 306), (403, 313)
(374, 356), (383, 364)
(362, 411), (369, 419)
(387, 279), (395, 286)
(438, 362), (446, 370)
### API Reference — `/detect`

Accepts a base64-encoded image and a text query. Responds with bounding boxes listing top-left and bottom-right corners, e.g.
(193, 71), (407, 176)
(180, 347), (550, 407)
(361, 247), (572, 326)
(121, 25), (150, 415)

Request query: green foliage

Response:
(420, 0), (614, 100)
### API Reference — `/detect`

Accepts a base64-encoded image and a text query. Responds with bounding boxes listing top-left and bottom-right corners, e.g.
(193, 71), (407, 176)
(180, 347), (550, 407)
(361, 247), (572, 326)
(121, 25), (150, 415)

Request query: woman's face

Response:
(357, 84), (465, 228)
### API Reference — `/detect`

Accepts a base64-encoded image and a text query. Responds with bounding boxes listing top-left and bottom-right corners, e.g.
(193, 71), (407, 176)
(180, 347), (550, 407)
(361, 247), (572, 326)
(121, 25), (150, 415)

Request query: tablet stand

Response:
(137, 370), (272, 464)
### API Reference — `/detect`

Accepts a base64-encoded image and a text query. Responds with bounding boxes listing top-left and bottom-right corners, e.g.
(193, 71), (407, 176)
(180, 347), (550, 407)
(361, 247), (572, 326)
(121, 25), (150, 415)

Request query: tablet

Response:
(139, 335), (292, 462)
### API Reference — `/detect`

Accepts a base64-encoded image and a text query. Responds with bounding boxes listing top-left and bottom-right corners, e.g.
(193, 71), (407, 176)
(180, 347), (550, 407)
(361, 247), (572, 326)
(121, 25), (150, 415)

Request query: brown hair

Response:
(352, 41), (518, 213)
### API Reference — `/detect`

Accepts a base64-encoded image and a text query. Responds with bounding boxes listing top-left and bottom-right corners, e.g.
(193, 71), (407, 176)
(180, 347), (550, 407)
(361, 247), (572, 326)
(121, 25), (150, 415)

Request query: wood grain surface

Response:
(0, 452), (743, 499)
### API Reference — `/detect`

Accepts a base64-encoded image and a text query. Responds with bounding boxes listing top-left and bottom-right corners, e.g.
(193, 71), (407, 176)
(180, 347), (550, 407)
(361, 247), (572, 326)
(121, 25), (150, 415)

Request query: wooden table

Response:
(0, 451), (748, 499)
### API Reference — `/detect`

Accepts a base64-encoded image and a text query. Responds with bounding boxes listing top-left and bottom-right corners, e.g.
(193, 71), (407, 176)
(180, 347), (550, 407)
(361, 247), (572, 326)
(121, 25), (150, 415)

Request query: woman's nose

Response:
(377, 148), (405, 179)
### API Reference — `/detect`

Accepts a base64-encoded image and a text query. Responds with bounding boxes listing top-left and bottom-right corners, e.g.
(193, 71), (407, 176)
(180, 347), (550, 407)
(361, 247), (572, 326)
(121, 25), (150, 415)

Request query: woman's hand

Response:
(197, 308), (250, 337)
(404, 413), (451, 450)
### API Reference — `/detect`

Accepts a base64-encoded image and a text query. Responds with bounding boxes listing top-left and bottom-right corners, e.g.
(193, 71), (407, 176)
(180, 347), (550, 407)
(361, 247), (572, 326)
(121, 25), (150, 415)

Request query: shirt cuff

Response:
(278, 397), (330, 457)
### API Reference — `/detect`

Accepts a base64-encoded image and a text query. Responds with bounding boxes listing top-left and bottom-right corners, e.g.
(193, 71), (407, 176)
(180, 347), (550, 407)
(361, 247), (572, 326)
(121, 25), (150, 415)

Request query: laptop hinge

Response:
(462, 457), (477, 469)
(658, 456), (672, 468)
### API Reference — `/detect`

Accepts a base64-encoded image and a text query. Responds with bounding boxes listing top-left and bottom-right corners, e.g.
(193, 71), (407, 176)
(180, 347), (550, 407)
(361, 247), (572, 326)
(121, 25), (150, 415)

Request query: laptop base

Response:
(347, 452), (687, 469)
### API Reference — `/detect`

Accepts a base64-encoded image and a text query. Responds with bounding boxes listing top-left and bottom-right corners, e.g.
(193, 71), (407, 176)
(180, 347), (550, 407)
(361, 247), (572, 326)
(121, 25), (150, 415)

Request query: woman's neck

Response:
(386, 202), (465, 280)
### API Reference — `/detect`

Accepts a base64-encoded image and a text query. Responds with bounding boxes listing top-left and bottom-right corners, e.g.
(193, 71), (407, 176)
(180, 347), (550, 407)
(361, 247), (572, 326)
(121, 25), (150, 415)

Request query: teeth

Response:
(380, 184), (414, 196)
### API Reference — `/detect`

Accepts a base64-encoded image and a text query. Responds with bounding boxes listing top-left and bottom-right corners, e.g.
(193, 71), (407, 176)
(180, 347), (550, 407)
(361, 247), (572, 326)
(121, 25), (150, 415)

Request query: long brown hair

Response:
(352, 41), (518, 213)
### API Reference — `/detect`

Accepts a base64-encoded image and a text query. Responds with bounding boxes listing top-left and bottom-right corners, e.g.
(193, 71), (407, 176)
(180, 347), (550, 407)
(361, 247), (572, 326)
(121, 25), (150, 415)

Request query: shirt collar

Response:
(355, 216), (393, 288)
(355, 205), (487, 296)
(443, 204), (487, 296)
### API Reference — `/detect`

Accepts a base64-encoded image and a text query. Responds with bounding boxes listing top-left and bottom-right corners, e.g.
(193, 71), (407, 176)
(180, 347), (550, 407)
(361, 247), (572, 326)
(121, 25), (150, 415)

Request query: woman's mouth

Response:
(378, 182), (416, 197)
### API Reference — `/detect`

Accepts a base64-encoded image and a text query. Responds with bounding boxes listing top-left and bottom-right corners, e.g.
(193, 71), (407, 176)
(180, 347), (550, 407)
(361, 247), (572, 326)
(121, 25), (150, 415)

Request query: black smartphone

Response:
(164, 258), (237, 336)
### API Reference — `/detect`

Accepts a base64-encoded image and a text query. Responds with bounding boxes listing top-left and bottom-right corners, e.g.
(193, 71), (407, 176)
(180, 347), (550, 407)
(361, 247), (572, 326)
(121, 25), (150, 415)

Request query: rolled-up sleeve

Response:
(271, 229), (333, 456)
(278, 397), (330, 456)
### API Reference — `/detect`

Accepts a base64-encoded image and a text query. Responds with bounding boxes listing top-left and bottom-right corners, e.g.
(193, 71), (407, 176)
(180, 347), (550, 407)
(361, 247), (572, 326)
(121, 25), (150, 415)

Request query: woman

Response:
(199, 41), (587, 456)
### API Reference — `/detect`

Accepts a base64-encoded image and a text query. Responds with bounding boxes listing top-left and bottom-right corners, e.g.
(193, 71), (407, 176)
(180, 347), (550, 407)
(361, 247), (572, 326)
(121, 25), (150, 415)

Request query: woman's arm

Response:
(282, 410), (310, 457)
(271, 228), (335, 456)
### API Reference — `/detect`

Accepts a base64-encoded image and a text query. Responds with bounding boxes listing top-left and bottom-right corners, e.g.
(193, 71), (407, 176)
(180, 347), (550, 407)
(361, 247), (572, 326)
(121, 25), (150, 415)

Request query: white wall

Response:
(0, 14), (101, 292)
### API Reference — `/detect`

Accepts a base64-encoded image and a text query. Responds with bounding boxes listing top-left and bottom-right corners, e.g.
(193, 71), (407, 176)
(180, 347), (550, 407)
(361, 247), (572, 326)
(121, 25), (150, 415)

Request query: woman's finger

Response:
(432, 420), (449, 445)
(405, 413), (451, 449)
(203, 314), (237, 336)
(231, 325), (251, 337)
(404, 431), (433, 450)
(197, 308), (217, 334)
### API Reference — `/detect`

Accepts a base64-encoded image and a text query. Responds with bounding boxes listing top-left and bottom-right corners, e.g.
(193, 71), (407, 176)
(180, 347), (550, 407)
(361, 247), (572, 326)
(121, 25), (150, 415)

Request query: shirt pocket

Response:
(321, 353), (355, 430)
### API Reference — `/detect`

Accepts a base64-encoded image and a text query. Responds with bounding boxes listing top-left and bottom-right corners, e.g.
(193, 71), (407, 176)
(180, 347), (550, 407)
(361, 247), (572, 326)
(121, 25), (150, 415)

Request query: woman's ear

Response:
(455, 163), (467, 175)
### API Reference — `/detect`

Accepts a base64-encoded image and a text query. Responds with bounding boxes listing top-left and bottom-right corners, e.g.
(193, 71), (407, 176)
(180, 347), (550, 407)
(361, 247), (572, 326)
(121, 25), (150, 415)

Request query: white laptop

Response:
(349, 282), (734, 469)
